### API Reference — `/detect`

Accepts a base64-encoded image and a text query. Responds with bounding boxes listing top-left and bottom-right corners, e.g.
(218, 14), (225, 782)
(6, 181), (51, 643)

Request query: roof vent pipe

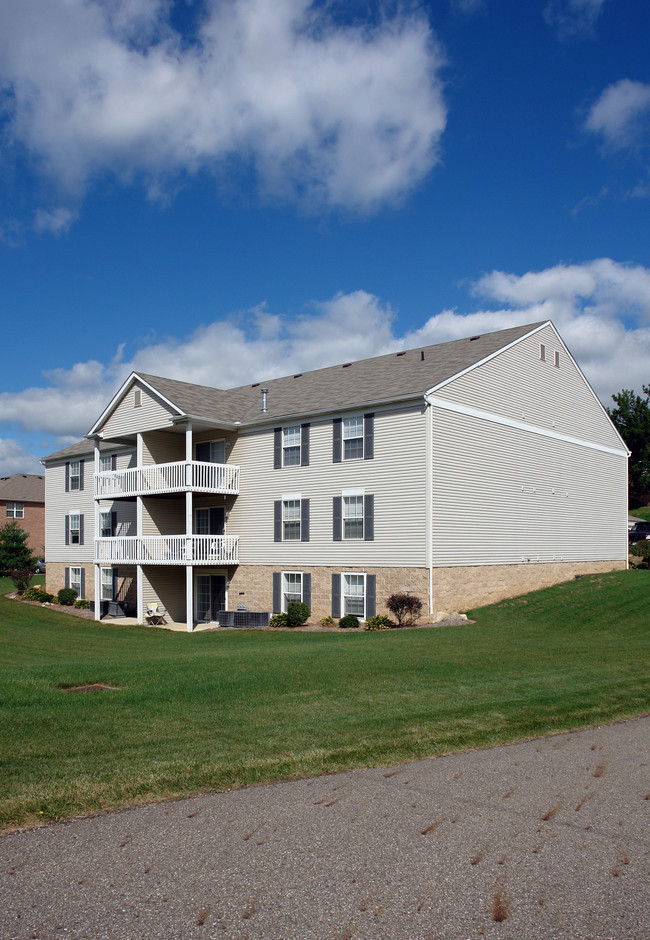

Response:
(261, 388), (269, 413)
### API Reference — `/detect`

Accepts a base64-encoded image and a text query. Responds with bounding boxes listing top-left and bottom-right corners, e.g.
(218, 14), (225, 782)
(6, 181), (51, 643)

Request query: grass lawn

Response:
(1, 570), (648, 831)
(631, 504), (650, 521)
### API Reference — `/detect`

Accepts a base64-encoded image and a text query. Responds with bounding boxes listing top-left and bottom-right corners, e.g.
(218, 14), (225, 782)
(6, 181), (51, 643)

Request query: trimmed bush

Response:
(57, 588), (78, 606)
(269, 613), (289, 628)
(386, 592), (423, 626)
(630, 539), (650, 568)
(364, 614), (393, 631)
(339, 614), (360, 629)
(10, 569), (33, 594)
(286, 601), (310, 628)
(320, 615), (335, 627)
(74, 598), (90, 609)
(22, 587), (55, 603)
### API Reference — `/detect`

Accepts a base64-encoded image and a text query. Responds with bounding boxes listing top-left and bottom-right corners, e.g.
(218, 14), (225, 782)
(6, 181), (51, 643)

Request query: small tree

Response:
(386, 592), (423, 626)
(630, 539), (650, 569)
(286, 601), (310, 627)
(10, 569), (33, 594)
(0, 521), (34, 576)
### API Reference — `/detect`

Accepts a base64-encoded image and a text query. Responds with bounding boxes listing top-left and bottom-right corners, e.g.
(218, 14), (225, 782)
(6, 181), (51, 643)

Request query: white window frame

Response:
(6, 501), (24, 519)
(69, 460), (81, 491)
(282, 426), (301, 467)
(70, 566), (83, 598)
(342, 572), (366, 619)
(282, 498), (301, 541)
(197, 440), (226, 463)
(342, 416), (364, 460)
(554, 350), (560, 368)
(99, 454), (112, 473)
(281, 571), (304, 612)
(100, 511), (113, 538)
(343, 493), (364, 540)
(69, 513), (81, 544)
(101, 566), (114, 601)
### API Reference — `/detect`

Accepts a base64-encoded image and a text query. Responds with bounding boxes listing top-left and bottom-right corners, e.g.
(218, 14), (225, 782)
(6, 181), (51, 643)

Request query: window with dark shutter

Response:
(303, 573), (311, 611)
(331, 573), (341, 618)
(364, 413), (374, 460)
(273, 501), (282, 542)
(332, 418), (342, 462)
(364, 494), (374, 541)
(301, 499), (310, 542)
(272, 572), (282, 612)
(366, 575), (376, 618)
(273, 428), (282, 469)
(332, 496), (342, 541)
(300, 424), (310, 466)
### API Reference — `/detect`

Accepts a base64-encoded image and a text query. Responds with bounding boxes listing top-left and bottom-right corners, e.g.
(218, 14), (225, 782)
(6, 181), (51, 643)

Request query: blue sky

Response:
(1, 0), (649, 475)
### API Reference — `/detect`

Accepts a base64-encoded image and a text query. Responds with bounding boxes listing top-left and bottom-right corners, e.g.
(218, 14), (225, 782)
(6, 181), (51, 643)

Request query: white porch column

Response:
(136, 433), (144, 624)
(186, 566), (193, 633)
(93, 438), (102, 621)
(185, 421), (193, 631)
(137, 565), (143, 624)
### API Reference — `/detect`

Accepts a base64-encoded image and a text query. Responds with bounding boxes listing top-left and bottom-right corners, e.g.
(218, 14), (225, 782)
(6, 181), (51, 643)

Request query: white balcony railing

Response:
(95, 461), (239, 498)
(94, 535), (239, 565)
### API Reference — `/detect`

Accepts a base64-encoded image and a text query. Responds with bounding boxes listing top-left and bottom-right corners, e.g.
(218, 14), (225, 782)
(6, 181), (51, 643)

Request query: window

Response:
(70, 566), (83, 598)
(554, 350), (560, 368)
(196, 440), (226, 463)
(134, 388), (142, 407)
(343, 417), (364, 459)
(282, 426), (301, 466)
(333, 414), (374, 462)
(100, 511), (114, 538)
(99, 454), (112, 473)
(539, 343), (546, 362)
(282, 571), (303, 610)
(69, 460), (81, 490)
(6, 502), (24, 518)
(343, 495), (364, 539)
(343, 573), (366, 617)
(69, 514), (81, 544)
(101, 567), (114, 601)
(282, 499), (301, 540)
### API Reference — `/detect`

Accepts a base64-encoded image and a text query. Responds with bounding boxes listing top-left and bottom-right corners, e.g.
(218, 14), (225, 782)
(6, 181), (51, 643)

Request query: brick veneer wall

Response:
(46, 562), (136, 611)
(1, 501), (45, 556)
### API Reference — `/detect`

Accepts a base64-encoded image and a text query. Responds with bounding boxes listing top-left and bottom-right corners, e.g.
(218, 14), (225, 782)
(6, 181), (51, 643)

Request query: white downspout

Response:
(93, 438), (101, 621)
(425, 397), (433, 617)
(136, 432), (144, 624)
(186, 421), (194, 631)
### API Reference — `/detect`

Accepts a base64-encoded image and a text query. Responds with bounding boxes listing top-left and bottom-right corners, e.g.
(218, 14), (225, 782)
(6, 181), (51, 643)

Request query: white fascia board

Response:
(87, 372), (185, 436)
(425, 394), (629, 457)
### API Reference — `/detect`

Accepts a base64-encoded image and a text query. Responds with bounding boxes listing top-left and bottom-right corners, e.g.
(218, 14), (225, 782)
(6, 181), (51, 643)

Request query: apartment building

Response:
(42, 320), (629, 629)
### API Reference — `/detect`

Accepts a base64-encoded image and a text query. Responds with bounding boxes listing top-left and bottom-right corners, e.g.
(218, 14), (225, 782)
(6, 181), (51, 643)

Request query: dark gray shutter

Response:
(273, 428), (282, 469)
(272, 572), (282, 613)
(364, 413), (374, 460)
(64, 567), (69, 588)
(80, 568), (85, 598)
(331, 574), (341, 618)
(196, 442), (210, 462)
(300, 423), (310, 467)
(111, 512), (117, 537)
(333, 496), (342, 541)
(113, 568), (119, 600)
(332, 418), (342, 462)
(364, 494), (374, 541)
(64, 515), (70, 545)
(302, 573), (311, 612)
(274, 500), (282, 542)
(79, 515), (85, 545)
(301, 499), (310, 542)
(79, 460), (84, 490)
(111, 454), (117, 471)
(65, 462), (70, 492)
(366, 575), (376, 618)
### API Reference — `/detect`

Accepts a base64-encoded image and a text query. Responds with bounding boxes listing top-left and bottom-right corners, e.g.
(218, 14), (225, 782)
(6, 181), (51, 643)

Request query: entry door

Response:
(196, 575), (226, 622)
(195, 507), (225, 535)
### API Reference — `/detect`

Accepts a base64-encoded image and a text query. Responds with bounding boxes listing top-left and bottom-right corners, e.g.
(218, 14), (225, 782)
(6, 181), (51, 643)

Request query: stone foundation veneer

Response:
(228, 559), (626, 623)
(45, 562), (136, 609)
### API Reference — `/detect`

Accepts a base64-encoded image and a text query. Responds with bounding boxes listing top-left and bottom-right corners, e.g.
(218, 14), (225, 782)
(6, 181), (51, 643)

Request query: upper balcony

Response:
(95, 460), (240, 499)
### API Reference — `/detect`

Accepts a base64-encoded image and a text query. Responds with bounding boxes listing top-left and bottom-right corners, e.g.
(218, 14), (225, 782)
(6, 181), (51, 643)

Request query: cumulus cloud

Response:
(33, 207), (78, 235)
(544, 0), (606, 40)
(0, 439), (44, 477)
(584, 79), (650, 150)
(1, 261), (649, 474)
(0, 0), (446, 217)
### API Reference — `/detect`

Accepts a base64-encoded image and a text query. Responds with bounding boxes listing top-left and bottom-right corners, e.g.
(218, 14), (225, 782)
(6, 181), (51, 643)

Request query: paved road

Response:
(1, 717), (649, 940)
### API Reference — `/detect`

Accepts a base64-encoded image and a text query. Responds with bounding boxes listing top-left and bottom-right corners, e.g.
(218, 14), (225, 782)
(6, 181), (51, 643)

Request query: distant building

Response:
(42, 320), (629, 628)
(0, 474), (45, 556)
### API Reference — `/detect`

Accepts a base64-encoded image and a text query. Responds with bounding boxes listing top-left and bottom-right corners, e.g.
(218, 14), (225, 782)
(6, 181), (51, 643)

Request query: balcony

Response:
(95, 460), (240, 498)
(94, 535), (239, 566)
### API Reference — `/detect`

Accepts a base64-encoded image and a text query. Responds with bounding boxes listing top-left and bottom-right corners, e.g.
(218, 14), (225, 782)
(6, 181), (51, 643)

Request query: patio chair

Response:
(145, 603), (167, 625)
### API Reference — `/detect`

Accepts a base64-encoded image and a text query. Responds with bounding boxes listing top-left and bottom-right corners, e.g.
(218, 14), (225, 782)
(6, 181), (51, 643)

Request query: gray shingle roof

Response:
(137, 321), (545, 426)
(42, 440), (131, 463)
(0, 474), (45, 502)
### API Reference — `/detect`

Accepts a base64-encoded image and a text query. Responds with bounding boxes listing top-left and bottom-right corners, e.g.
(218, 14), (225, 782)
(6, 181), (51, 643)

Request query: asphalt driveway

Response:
(1, 716), (648, 940)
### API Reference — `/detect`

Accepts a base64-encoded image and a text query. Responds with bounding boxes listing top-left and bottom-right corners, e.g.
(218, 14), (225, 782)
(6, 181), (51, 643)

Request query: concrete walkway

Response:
(1, 717), (648, 940)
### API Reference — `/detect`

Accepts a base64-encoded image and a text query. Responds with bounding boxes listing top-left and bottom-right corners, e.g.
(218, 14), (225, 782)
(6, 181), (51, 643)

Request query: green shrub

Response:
(364, 614), (393, 631)
(339, 614), (360, 629)
(269, 613), (289, 628)
(630, 539), (650, 568)
(10, 569), (33, 594)
(57, 588), (78, 606)
(74, 598), (90, 609)
(320, 615), (335, 627)
(286, 601), (310, 627)
(22, 587), (54, 603)
(386, 592), (423, 626)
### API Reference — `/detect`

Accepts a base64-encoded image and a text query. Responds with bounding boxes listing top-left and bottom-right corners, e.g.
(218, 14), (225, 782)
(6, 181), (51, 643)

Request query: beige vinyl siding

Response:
(142, 566), (186, 622)
(194, 428), (238, 457)
(141, 429), (185, 465)
(434, 324), (624, 451)
(102, 381), (178, 439)
(228, 402), (427, 567)
(142, 497), (186, 536)
(431, 406), (628, 567)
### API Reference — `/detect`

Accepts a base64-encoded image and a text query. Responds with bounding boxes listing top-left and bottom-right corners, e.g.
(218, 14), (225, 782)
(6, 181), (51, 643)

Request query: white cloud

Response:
(1, 263), (649, 468)
(544, 0), (605, 41)
(0, 0), (446, 216)
(0, 439), (44, 477)
(584, 79), (650, 150)
(33, 207), (78, 235)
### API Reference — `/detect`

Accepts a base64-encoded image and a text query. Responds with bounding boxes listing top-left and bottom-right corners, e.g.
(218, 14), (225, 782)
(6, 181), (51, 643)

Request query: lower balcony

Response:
(94, 535), (239, 566)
